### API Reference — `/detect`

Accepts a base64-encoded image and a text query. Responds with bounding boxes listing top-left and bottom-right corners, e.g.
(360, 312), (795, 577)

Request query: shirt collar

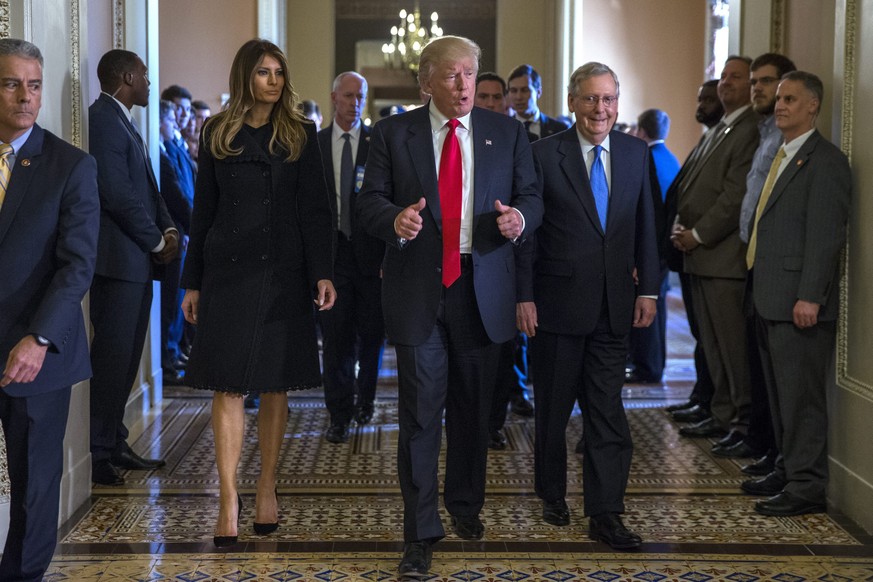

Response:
(720, 104), (750, 127)
(332, 119), (361, 140)
(429, 100), (471, 133)
(575, 128), (611, 154)
(102, 91), (133, 122)
(7, 125), (34, 154)
(782, 127), (816, 159)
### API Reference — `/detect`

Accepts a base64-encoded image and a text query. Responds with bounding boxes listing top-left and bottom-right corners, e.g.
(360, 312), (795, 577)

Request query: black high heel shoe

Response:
(253, 488), (279, 535)
(213, 493), (242, 547)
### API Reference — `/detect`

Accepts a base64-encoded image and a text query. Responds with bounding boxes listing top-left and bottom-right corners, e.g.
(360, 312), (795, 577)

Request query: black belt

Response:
(460, 253), (473, 267)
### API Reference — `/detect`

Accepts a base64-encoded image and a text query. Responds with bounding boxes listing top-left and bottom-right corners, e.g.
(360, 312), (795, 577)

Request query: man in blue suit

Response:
(0, 38), (99, 582)
(88, 49), (177, 487)
(517, 62), (659, 550)
(357, 35), (542, 577)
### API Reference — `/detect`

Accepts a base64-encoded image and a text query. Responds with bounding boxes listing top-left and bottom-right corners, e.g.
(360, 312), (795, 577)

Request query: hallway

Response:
(46, 292), (873, 580)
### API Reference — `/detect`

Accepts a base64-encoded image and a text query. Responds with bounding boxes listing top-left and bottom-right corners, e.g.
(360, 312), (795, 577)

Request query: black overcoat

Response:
(181, 120), (334, 393)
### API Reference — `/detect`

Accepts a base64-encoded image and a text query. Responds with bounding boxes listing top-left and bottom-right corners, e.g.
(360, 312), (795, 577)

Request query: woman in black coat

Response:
(181, 39), (335, 547)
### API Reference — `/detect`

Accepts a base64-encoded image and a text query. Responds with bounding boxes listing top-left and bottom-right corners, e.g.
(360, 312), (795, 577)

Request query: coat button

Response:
(232, 227), (239, 234)
(261, 254), (268, 260)
(263, 171), (269, 177)
(263, 226), (270, 232)
(231, 256), (238, 262)
(231, 172), (237, 177)
(233, 199), (240, 206)
(263, 198), (270, 205)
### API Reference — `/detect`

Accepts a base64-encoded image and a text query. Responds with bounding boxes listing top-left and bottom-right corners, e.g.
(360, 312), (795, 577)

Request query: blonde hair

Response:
(417, 36), (480, 90)
(207, 39), (307, 161)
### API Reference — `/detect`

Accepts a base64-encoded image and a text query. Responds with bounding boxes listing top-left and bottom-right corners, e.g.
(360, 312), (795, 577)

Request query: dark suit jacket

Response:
(317, 123), (384, 277)
(0, 125), (99, 397)
(89, 93), (174, 283)
(664, 132), (706, 272)
(518, 128), (659, 337)
(676, 107), (760, 279)
(164, 136), (196, 206)
(357, 104), (543, 346)
(539, 113), (571, 138)
(159, 148), (192, 234)
(750, 130), (851, 322)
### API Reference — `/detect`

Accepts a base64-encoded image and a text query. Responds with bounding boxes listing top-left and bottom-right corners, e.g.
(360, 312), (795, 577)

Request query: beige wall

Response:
(158, 0), (258, 112)
(285, 0), (335, 127)
(578, 0), (707, 160)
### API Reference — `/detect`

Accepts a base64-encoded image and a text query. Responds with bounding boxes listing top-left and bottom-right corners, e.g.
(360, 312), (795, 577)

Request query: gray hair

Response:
(781, 70), (824, 114)
(0, 38), (44, 66)
(332, 71), (368, 96)
(418, 35), (480, 89)
(568, 62), (620, 97)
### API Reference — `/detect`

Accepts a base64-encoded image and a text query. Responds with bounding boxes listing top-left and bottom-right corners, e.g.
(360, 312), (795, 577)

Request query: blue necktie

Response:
(590, 145), (608, 231)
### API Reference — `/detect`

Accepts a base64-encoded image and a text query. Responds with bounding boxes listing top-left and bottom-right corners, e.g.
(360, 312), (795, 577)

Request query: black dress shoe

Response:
(665, 400), (697, 413)
(214, 494), (242, 547)
(253, 488), (279, 535)
(92, 460), (124, 486)
(588, 513), (642, 550)
(488, 429), (507, 450)
(711, 439), (765, 459)
(741, 472), (787, 496)
(624, 370), (660, 384)
(162, 368), (185, 385)
(755, 491), (826, 517)
(244, 394), (259, 409)
(714, 430), (744, 448)
(451, 514), (484, 540)
(742, 452), (777, 476)
(398, 541), (432, 578)
(510, 393), (534, 417)
(542, 499), (570, 526)
(679, 417), (728, 438)
(112, 448), (166, 470)
(325, 423), (350, 444)
(355, 402), (375, 425)
(671, 404), (710, 423)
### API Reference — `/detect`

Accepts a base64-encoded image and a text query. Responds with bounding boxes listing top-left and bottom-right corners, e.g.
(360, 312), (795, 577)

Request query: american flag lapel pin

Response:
(485, 139), (492, 146)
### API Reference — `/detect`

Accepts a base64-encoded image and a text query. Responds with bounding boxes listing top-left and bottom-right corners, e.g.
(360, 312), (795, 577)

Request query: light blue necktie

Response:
(590, 145), (608, 231)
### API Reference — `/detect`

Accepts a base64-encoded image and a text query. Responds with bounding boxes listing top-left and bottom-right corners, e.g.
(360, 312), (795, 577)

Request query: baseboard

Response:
(829, 457), (873, 534)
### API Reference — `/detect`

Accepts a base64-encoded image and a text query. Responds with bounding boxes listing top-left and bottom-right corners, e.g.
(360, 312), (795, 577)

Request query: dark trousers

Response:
(679, 271), (714, 409)
(757, 314), (835, 504)
(89, 274), (153, 463)
(320, 239), (385, 424)
(532, 301), (632, 517)
(395, 260), (499, 542)
(0, 386), (71, 582)
(488, 334), (526, 433)
(160, 254), (185, 366)
(743, 273), (775, 453)
(628, 269), (669, 381)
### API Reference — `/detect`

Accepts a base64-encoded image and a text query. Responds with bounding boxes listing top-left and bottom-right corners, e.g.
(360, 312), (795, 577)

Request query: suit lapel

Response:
(471, 108), (496, 220)
(102, 94), (159, 193)
(0, 125), (44, 248)
(761, 131), (819, 217)
(406, 106), (441, 229)
(684, 108), (755, 187)
(318, 125), (336, 196)
(557, 129), (603, 235)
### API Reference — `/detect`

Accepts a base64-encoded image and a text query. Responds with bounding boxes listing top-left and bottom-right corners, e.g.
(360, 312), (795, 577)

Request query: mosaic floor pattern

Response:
(47, 289), (873, 581)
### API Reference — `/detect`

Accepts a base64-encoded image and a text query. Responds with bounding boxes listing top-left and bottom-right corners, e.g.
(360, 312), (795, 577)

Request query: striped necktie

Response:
(0, 142), (14, 209)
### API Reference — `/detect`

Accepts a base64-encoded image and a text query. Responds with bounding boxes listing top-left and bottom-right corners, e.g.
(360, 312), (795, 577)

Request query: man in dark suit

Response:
(507, 64), (570, 139)
(0, 38), (99, 582)
(88, 49), (178, 487)
(672, 57), (760, 447)
(626, 108), (680, 385)
(317, 71), (385, 443)
(744, 71), (851, 516)
(663, 80), (722, 424)
(357, 36), (542, 577)
(517, 61), (658, 550)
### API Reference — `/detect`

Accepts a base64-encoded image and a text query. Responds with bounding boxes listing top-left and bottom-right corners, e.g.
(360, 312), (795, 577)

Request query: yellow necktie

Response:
(746, 146), (787, 269)
(0, 142), (13, 208)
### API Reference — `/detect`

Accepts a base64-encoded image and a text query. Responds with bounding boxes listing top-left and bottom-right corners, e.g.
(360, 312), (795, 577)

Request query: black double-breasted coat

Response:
(181, 120), (334, 393)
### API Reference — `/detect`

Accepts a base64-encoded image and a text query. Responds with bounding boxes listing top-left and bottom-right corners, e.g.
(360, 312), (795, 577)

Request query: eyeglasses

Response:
(578, 94), (618, 108)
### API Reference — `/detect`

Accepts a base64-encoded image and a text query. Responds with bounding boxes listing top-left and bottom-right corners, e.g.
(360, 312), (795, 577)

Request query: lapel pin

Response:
(796, 159), (804, 166)
(485, 139), (492, 145)
(21, 159), (31, 167)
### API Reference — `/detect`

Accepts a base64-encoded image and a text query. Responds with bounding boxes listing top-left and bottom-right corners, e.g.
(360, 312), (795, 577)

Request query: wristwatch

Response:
(32, 334), (51, 347)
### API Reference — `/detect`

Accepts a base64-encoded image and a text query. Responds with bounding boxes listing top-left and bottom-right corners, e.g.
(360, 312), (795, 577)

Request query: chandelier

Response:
(381, 4), (443, 74)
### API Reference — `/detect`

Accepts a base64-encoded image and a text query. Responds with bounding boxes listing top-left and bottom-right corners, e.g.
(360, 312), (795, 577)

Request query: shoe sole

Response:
(754, 504), (826, 517)
(588, 532), (641, 550)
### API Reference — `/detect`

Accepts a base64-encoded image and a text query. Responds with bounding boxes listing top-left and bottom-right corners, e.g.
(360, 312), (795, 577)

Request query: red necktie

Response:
(439, 119), (462, 287)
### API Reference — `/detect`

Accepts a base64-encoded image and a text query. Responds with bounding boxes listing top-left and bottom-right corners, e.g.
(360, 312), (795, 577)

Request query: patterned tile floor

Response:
(47, 290), (873, 580)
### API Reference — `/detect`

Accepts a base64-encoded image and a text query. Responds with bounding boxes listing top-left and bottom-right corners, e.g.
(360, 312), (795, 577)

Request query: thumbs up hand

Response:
(495, 199), (522, 240)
